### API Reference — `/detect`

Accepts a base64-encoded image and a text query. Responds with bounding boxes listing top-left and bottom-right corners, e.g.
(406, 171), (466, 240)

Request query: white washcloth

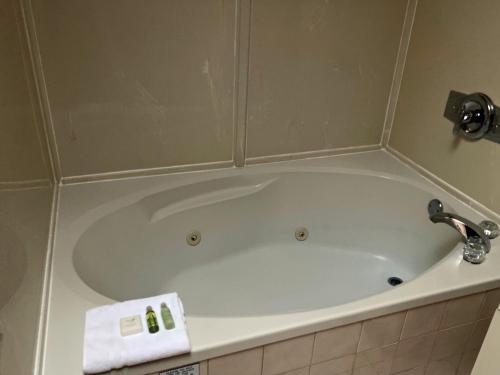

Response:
(83, 293), (190, 374)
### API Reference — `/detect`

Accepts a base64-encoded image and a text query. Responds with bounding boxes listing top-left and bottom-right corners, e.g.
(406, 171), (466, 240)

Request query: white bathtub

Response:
(42, 150), (500, 375)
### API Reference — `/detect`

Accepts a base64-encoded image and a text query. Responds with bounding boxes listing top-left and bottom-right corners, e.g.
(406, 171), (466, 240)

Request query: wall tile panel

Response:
(33, 0), (236, 176)
(246, 0), (406, 158)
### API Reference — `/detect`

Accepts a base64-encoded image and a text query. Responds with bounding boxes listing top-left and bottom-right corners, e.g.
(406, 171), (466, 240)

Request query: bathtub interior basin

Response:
(73, 172), (459, 317)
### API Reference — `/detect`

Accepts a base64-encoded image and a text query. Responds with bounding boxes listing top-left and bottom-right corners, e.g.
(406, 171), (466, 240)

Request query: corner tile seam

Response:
(477, 292), (490, 320)
(436, 300), (449, 331)
(380, 0), (418, 147)
(232, 0), (252, 168)
(245, 145), (382, 166)
(310, 330), (318, 366)
(31, 183), (60, 375)
(18, 0), (63, 182)
(259, 345), (265, 375)
(355, 320), (369, 354)
(398, 310), (411, 341)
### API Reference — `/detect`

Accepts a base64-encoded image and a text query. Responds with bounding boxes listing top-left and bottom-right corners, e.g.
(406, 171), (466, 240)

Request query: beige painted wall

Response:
(31, 0), (407, 178)
(0, 0), (51, 183)
(0, 0), (53, 373)
(389, 0), (500, 214)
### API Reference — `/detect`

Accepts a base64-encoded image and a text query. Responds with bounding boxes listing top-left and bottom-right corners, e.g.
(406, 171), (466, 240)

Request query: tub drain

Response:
(388, 277), (403, 286)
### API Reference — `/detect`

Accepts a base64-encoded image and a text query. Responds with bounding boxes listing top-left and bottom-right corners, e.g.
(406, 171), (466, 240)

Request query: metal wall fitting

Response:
(444, 90), (500, 143)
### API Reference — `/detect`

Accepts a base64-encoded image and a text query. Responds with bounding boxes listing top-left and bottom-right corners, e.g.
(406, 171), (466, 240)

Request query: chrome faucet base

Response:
(428, 199), (497, 264)
(463, 237), (487, 264)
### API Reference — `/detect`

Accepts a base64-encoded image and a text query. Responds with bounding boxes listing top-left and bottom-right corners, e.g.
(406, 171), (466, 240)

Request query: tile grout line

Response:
(310, 331), (317, 366)
(61, 160), (235, 186)
(241, 0), (253, 166)
(232, 0), (252, 168)
(231, 0), (242, 168)
(419, 330), (438, 375)
(436, 300), (450, 331)
(389, 311), (411, 375)
(378, 0), (409, 146)
(60, 145), (381, 186)
(398, 311), (410, 341)
(246, 145), (381, 165)
(380, 0), (418, 147)
(0, 178), (51, 191)
(477, 291), (488, 320)
(259, 346), (264, 375)
(438, 320), (481, 334)
(32, 183), (60, 375)
(354, 320), (365, 355)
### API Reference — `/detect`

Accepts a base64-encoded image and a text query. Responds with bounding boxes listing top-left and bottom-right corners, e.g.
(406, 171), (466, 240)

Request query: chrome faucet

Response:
(428, 199), (498, 264)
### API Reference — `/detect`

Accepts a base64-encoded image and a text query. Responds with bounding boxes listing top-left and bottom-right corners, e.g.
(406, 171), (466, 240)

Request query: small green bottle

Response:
(161, 302), (176, 330)
(146, 306), (159, 333)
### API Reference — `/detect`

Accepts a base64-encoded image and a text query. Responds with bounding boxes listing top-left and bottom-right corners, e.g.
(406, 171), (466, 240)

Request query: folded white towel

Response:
(83, 293), (191, 374)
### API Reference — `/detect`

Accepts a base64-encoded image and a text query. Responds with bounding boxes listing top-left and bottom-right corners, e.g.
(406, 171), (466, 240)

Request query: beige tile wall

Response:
(150, 289), (500, 375)
(389, 0), (500, 214)
(32, 0), (237, 177)
(246, 0), (406, 159)
(30, 0), (408, 179)
(0, 2), (54, 374)
(0, 188), (53, 375)
(0, 0), (51, 184)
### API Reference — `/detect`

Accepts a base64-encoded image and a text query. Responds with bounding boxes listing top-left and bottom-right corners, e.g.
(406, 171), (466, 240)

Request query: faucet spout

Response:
(430, 212), (491, 253)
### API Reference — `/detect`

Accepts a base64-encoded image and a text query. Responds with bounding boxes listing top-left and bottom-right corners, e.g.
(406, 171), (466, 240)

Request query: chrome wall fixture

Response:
(444, 90), (500, 143)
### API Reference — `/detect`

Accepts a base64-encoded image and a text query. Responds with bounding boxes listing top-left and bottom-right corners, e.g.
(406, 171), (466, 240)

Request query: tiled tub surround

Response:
(0, 0), (55, 373)
(28, 0), (408, 179)
(41, 151), (500, 375)
(170, 290), (500, 375)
